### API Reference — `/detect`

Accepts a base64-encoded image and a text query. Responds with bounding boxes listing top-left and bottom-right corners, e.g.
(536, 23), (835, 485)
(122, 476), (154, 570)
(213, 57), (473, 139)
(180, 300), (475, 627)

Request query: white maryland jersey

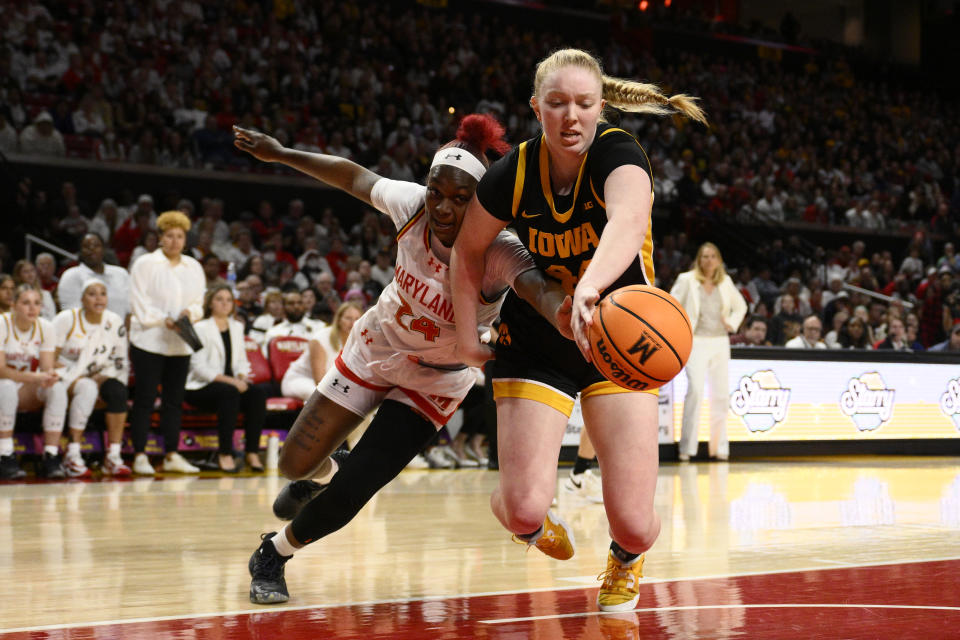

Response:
(370, 178), (534, 367)
(0, 313), (56, 372)
(52, 308), (129, 386)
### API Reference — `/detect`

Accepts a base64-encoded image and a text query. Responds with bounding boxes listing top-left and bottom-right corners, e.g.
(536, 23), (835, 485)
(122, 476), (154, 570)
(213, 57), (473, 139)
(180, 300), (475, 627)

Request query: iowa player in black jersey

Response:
(451, 48), (706, 613)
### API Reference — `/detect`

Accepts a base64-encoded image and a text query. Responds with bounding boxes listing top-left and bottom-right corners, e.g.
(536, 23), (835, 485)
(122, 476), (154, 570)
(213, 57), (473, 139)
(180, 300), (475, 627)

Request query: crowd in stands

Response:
(701, 233), (960, 351)
(2, 0), (957, 237)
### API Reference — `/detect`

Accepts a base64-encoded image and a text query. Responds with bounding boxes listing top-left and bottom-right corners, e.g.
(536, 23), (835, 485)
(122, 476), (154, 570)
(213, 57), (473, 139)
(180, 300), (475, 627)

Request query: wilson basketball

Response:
(588, 285), (692, 391)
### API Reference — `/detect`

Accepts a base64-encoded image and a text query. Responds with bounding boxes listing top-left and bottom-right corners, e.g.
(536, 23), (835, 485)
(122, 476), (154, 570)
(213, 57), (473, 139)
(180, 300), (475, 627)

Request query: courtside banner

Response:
(670, 359), (960, 441)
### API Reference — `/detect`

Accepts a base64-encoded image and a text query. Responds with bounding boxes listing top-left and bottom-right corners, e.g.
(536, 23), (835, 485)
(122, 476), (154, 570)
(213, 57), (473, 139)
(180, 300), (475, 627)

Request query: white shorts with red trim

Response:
(315, 311), (476, 428)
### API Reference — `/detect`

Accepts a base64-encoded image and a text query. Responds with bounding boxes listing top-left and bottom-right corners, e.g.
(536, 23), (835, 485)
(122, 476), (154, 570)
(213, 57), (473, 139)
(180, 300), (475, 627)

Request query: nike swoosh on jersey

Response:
(520, 211), (542, 218)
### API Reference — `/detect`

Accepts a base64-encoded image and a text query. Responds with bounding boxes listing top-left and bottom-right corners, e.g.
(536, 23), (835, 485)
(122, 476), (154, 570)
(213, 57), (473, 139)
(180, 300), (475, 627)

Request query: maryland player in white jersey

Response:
(234, 115), (571, 604)
(332, 175), (532, 424)
(53, 280), (132, 478)
(0, 285), (68, 479)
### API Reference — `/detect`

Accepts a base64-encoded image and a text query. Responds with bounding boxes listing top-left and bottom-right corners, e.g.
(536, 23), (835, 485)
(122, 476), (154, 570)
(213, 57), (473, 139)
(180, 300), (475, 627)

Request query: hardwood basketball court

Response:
(2, 456), (959, 638)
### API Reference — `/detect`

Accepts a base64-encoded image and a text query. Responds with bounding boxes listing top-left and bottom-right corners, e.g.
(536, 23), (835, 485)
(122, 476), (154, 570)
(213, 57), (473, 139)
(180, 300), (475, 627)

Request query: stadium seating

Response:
(265, 336), (308, 411)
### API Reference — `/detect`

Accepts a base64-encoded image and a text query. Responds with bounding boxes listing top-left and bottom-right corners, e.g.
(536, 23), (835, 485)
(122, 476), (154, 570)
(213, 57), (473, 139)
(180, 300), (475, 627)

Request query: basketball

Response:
(588, 285), (692, 391)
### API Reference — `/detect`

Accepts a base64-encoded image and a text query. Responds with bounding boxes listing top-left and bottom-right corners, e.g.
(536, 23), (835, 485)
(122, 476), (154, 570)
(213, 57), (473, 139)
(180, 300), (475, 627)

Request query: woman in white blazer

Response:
(185, 284), (266, 472)
(670, 242), (747, 461)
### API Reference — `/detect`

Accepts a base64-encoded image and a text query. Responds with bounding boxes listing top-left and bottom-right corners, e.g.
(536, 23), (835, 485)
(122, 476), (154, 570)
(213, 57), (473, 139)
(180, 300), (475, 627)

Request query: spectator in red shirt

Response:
(325, 235), (349, 290)
(707, 183), (735, 218)
(112, 208), (153, 267)
(261, 231), (298, 271)
(60, 53), (88, 94)
(250, 200), (282, 241)
(918, 272), (949, 347)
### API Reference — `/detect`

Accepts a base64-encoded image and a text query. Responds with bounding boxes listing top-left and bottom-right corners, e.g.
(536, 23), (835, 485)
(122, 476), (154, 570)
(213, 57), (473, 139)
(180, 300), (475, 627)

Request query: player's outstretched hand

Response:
(233, 125), (284, 163)
(571, 284), (599, 363)
(554, 296), (575, 342)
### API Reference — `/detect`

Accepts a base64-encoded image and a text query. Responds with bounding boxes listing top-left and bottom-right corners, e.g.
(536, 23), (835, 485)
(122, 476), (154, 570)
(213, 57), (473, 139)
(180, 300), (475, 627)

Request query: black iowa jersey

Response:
(477, 123), (657, 392)
(476, 122), (655, 297)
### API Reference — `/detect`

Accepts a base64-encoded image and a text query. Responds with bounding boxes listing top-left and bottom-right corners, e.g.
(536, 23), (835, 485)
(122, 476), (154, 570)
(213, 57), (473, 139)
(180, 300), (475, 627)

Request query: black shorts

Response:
(490, 295), (654, 417)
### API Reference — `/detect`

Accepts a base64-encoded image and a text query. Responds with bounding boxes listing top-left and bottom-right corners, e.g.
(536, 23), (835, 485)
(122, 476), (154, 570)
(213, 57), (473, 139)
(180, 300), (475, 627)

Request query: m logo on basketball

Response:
(627, 333), (660, 365)
(588, 285), (692, 391)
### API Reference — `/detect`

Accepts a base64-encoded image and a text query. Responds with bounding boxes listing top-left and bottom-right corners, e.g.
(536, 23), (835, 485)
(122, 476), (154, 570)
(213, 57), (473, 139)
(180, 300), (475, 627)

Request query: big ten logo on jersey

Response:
(730, 370), (791, 433)
(840, 372), (895, 431)
(939, 377), (960, 430)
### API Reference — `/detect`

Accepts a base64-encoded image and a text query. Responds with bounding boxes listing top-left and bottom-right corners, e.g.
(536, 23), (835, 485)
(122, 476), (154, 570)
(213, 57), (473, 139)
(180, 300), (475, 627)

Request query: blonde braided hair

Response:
(533, 48), (708, 125)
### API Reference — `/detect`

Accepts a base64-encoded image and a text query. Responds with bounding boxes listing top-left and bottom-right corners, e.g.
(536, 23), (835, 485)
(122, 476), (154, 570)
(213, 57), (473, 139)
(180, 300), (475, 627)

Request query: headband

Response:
(80, 277), (107, 295)
(430, 148), (487, 181)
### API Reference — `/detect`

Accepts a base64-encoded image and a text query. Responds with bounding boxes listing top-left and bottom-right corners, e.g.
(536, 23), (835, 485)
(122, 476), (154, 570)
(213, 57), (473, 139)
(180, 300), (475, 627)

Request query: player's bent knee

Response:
(499, 492), (550, 534)
(505, 508), (548, 535)
(610, 514), (661, 554)
(99, 378), (128, 413)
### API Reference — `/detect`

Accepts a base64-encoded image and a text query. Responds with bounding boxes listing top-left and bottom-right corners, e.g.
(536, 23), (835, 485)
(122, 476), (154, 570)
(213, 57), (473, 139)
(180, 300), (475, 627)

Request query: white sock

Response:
(312, 457), (339, 484)
(67, 442), (81, 458)
(270, 525), (298, 557)
(109, 443), (122, 459)
(44, 445), (59, 456)
(0, 437), (13, 457)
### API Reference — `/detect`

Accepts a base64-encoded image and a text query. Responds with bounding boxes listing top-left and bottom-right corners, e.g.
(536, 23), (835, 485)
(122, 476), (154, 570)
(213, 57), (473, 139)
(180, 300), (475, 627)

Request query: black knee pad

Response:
(99, 378), (129, 413)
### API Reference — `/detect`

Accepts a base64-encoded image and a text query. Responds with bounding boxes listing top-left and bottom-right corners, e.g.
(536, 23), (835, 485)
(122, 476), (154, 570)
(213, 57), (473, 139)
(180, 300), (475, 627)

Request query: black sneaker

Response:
(272, 479), (326, 520)
(39, 452), (66, 479)
(271, 448), (350, 520)
(249, 532), (292, 604)
(0, 454), (25, 480)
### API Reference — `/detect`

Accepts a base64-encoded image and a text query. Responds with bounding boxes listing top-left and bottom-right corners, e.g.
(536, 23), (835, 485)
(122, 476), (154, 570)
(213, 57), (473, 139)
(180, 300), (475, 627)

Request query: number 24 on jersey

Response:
(395, 294), (440, 342)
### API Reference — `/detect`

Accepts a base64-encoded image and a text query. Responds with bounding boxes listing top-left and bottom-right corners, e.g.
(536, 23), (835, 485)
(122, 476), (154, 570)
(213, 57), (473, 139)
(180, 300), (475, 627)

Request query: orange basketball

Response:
(587, 285), (692, 391)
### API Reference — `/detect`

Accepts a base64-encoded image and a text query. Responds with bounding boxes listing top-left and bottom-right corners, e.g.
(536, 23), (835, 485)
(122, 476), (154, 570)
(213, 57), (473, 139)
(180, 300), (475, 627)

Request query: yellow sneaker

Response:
(597, 550), (644, 611)
(512, 509), (576, 560)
